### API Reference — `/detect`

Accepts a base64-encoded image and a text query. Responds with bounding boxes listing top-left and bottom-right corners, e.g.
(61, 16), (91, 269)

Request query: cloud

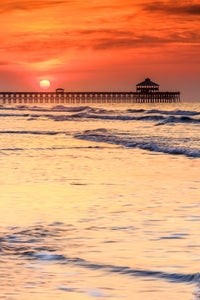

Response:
(142, 1), (200, 16)
(0, 0), (66, 14)
(3, 29), (199, 63)
(0, 33), (168, 57)
(67, 29), (134, 36)
(0, 0), (127, 15)
(0, 61), (9, 65)
(90, 36), (169, 50)
(64, 28), (200, 49)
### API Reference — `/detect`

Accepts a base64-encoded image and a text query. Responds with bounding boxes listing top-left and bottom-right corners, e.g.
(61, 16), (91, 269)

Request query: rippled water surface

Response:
(0, 103), (200, 299)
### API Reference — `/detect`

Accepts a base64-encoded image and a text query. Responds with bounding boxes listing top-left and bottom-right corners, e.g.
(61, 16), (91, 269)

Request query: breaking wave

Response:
(74, 129), (200, 158)
(155, 115), (200, 126)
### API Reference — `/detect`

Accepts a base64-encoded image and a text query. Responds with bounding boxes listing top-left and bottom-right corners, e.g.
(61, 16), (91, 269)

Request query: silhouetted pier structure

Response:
(0, 78), (180, 105)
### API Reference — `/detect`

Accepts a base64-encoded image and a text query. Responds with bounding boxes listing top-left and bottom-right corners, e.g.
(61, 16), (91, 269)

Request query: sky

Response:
(0, 0), (199, 101)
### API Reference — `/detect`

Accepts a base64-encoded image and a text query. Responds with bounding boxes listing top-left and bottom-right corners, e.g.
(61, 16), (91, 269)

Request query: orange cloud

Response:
(142, 1), (200, 16)
(0, 0), (199, 100)
(0, 0), (66, 14)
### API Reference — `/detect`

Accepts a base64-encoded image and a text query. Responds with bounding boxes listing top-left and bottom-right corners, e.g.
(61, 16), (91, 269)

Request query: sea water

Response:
(0, 103), (200, 300)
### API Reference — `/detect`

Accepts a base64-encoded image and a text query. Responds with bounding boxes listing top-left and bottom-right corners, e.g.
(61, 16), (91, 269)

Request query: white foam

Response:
(75, 129), (200, 158)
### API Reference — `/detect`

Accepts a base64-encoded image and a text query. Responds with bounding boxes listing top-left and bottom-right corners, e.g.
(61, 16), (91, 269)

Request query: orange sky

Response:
(0, 0), (199, 100)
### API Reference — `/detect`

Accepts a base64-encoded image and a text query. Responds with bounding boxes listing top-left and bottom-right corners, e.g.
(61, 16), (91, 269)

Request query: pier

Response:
(0, 78), (180, 105)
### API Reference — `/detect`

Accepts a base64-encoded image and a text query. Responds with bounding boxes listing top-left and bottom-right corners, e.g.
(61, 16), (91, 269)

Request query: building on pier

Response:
(0, 78), (180, 105)
(56, 88), (65, 93)
(136, 78), (159, 93)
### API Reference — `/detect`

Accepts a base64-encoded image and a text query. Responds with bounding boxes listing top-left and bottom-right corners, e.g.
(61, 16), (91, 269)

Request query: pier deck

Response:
(0, 91), (180, 105)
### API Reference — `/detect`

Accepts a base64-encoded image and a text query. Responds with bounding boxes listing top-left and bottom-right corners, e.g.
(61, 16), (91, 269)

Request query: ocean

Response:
(0, 102), (200, 300)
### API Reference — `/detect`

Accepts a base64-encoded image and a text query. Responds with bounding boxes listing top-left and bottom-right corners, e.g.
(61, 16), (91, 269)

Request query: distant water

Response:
(0, 103), (200, 299)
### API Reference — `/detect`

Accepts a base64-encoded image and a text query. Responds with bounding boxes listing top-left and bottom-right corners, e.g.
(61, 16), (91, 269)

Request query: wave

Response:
(1, 223), (200, 286)
(30, 105), (110, 114)
(1, 103), (200, 114)
(1, 128), (199, 158)
(0, 130), (65, 135)
(155, 115), (200, 126)
(128, 108), (200, 116)
(1, 111), (200, 125)
(32, 253), (200, 285)
(0, 113), (30, 117)
(75, 129), (200, 158)
(0, 105), (114, 114)
(1, 105), (200, 116)
(48, 113), (166, 122)
(1, 105), (200, 125)
(80, 114), (200, 124)
(147, 109), (200, 116)
(46, 113), (200, 124)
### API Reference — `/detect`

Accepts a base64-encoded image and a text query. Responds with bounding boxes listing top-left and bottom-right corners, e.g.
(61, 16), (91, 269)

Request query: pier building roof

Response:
(137, 78), (159, 87)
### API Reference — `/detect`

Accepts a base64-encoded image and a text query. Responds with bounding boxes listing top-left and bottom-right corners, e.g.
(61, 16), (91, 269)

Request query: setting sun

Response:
(40, 80), (51, 90)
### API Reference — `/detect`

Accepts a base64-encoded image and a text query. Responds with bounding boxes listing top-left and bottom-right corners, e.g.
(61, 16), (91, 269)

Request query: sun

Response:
(40, 80), (51, 90)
